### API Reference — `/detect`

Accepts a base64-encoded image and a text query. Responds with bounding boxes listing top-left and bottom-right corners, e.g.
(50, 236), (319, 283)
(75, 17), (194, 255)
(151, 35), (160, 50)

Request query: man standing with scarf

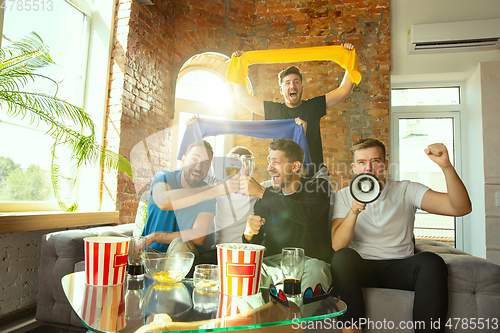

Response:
(230, 43), (357, 176)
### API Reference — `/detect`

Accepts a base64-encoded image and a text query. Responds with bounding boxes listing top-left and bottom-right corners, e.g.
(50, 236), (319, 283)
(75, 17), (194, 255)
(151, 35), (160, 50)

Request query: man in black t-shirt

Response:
(232, 43), (356, 176)
(239, 139), (333, 291)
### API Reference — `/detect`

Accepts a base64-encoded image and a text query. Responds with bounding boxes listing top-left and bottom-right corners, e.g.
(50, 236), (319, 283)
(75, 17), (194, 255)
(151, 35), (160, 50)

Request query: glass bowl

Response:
(143, 283), (192, 321)
(143, 252), (195, 283)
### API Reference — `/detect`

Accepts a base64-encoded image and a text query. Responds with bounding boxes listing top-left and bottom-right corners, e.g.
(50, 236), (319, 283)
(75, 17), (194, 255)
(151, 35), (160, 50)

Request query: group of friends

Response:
(140, 43), (472, 333)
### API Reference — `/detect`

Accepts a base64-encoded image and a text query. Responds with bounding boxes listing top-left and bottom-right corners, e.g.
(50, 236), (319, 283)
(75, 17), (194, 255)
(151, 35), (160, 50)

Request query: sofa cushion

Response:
(87, 223), (135, 237)
(416, 240), (500, 295)
(363, 288), (414, 333)
(415, 239), (469, 255)
(37, 229), (94, 326)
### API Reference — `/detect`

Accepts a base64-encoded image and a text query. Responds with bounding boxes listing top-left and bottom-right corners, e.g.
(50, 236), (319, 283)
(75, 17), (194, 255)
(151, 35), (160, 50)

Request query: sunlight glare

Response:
(176, 70), (233, 111)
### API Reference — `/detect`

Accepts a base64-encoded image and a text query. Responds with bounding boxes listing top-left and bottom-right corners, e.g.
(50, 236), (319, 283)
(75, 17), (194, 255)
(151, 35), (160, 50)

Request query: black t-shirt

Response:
(264, 95), (327, 171)
(245, 177), (334, 263)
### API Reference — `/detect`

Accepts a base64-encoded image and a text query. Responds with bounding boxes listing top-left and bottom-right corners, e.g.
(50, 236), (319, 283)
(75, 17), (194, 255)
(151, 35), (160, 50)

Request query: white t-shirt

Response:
(214, 193), (257, 244)
(333, 178), (429, 260)
(213, 180), (273, 245)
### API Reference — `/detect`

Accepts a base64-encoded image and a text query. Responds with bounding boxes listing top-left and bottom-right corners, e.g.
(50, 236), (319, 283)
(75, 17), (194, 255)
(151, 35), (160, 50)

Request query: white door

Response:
(391, 111), (463, 248)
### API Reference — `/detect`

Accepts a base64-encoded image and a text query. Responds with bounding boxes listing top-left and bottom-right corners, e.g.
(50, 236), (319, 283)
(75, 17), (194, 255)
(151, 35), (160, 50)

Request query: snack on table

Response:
(216, 243), (265, 296)
(217, 243), (264, 251)
(143, 252), (194, 283)
(153, 270), (184, 283)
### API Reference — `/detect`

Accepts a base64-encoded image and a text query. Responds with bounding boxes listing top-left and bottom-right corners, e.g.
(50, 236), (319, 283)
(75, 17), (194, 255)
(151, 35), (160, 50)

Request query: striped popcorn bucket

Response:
(82, 283), (126, 332)
(216, 243), (265, 296)
(84, 236), (130, 286)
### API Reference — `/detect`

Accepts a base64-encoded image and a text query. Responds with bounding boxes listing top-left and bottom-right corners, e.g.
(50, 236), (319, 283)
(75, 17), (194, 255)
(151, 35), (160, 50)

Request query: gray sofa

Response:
(36, 224), (500, 332)
(363, 240), (500, 333)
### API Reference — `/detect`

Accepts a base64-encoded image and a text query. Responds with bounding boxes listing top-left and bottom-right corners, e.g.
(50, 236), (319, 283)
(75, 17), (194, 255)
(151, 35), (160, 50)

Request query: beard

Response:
(183, 168), (205, 187)
(272, 172), (293, 191)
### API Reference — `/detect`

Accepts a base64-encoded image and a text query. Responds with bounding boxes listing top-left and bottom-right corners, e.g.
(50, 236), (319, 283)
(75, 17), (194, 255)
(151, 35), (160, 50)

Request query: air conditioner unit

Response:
(408, 18), (500, 54)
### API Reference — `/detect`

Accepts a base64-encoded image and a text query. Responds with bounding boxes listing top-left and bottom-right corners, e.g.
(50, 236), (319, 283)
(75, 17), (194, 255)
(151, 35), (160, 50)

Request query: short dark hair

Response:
(278, 66), (302, 86)
(351, 138), (386, 161)
(185, 140), (213, 158)
(228, 146), (253, 156)
(269, 139), (304, 164)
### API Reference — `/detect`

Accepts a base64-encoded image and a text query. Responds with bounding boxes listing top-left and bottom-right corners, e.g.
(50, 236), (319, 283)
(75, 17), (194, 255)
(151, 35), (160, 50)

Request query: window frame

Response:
(391, 86), (461, 106)
(390, 85), (465, 250)
(0, 0), (117, 213)
(172, 65), (237, 166)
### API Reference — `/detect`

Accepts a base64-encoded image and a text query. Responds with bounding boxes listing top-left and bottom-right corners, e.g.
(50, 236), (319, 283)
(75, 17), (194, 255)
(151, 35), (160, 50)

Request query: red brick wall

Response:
(104, 0), (390, 223)
(249, 0), (390, 190)
(104, 0), (177, 223)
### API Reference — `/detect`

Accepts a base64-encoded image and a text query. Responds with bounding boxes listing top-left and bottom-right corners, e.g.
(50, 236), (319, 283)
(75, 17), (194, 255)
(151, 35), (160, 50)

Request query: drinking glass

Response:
(224, 153), (241, 177)
(193, 264), (219, 292)
(128, 236), (145, 276)
(280, 247), (305, 295)
(240, 155), (255, 177)
(192, 288), (219, 313)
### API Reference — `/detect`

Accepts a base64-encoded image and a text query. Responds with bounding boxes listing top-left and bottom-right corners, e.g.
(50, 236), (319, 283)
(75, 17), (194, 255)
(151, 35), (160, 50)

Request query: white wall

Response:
(391, 0), (500, 84)
(390, 0), (500, 259)
(480, 61), (500, 263)
(463, 65), (486, 257)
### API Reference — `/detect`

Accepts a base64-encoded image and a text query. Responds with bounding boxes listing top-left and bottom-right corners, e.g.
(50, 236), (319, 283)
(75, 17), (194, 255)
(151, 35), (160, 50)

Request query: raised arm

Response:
(232, 51), (265, 116)
(325, 43), (356, 109)
(152, 175), (239, 211)
(420, 143), (472, 217)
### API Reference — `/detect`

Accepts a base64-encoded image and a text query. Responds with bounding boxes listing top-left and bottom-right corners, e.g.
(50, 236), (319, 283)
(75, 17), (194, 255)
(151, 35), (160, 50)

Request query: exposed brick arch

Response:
(177, 52), (231, 80)
(172, 34), (252, 73)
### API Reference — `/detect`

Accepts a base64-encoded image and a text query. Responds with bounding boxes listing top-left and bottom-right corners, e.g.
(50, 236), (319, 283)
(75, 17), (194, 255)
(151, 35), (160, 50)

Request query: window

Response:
(397, 117), (457, 245)
(391, 87), (460, 106)
(176, 69), (233, 110)
(0, 0), (115, 212)
(391, 87), (464, 248)
(173, 66), (235, 176)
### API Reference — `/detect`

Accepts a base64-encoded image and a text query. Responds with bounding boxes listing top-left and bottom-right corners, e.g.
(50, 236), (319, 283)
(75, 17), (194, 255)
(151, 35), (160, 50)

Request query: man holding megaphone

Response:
(330, 138), (471, 333)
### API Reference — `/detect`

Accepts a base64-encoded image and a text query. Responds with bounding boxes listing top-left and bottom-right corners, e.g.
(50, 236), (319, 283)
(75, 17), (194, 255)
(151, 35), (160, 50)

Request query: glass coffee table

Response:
(62, 271), (346, 332)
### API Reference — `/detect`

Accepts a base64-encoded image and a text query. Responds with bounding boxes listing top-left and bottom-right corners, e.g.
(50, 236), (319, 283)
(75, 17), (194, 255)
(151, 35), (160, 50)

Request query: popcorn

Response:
(218, 243), (263, 251)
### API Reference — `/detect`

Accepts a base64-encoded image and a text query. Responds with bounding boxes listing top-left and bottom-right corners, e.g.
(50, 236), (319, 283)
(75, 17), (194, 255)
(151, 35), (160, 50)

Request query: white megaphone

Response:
(349, 173), (382, 204)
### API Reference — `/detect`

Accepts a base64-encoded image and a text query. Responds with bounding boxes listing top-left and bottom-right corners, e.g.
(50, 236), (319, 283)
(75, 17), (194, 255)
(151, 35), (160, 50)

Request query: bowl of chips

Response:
(143, 252), (195, 283)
